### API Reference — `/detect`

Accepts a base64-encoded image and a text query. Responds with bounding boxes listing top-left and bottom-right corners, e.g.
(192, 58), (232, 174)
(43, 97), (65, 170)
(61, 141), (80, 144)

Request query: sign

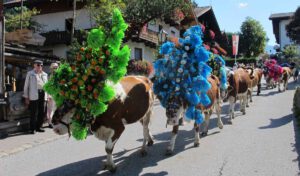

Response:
(232, 34), (239, 56)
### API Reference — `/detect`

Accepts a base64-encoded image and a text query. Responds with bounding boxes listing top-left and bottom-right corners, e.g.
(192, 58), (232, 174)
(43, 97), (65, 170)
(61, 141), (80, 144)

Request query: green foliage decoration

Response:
(44, 9), (130, 140)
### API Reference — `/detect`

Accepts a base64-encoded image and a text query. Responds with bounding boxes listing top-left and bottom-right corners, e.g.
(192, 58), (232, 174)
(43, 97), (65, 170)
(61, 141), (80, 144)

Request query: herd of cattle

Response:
(51, 63), (294, 172)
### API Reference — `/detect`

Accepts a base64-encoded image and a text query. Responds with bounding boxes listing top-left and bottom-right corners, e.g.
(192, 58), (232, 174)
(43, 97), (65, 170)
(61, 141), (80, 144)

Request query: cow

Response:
(51, 76), (155, 172)
(226, 68), (252, 124)
(244, 67), (263, 103)
(164, 75), (224, 155)
(278, 67), (292, 92)
(264, 66), (291, 92)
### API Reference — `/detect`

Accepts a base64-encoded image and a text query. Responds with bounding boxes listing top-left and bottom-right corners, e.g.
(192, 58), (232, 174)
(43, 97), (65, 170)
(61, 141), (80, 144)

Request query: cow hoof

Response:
(103, 164), (117, 173)
(194, 142), (200, 147)
(165, 149), (173, 156)
(147, 140), (154, 146)
(140, 149), (148, 157)
(250, 100), (253, 103)
(201, 132), (208, 137)
(246, 105), (249, 108)
(218, 124), (224, 129)
(228, 120), (233, 125)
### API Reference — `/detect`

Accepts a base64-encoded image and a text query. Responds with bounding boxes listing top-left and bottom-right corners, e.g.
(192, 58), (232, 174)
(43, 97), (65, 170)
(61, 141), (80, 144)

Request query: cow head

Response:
(165, 95), (185, 126)
(52, 100), (76, 136)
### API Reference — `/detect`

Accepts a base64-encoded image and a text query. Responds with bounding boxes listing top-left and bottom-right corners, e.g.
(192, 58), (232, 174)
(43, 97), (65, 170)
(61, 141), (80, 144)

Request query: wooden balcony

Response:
(139, 30), (159, 45)
(41, 30), (85, 46)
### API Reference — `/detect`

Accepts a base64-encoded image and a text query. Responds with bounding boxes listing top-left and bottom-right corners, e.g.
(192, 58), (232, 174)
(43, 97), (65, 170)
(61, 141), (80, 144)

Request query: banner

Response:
(232, 34), (239, 56)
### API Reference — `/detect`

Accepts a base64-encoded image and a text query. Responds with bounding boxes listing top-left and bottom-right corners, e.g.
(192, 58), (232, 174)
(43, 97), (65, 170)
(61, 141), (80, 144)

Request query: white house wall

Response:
(125, 41), (156, 62)
(32, 9), (95, 32)
(42, 44), (68, 59)
(279, 19), (293, 49)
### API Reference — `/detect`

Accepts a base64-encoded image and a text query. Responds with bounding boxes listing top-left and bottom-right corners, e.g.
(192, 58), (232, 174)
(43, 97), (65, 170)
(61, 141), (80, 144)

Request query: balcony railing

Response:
(139, 30), (159, 45)
(41, 30), (85, 46)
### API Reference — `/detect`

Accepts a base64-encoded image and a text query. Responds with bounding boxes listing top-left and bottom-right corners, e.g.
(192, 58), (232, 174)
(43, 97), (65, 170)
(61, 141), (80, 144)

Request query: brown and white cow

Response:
(226, 68), (252, 124)
(164, 75), (224, 155)
(51, 76), (155, 172)
(245, 68), (263, 103)
(278, 67), (292, 92)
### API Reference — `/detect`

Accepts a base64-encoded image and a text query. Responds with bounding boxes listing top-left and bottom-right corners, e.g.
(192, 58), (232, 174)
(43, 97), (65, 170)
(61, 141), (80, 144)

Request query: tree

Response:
(239, 17), (267, 57)
(86, 0), (191, 37)
(4, 6), (41, 32)
(282, 44), (299, 59)
(286, 7), (300, 44)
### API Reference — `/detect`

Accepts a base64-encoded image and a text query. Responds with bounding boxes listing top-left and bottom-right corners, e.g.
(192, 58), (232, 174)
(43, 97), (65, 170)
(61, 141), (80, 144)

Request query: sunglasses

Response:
(37, 64), (43, 67)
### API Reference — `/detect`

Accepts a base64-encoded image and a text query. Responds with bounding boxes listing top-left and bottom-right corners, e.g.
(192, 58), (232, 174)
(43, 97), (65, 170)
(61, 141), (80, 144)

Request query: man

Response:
(23, 60), (48, 134)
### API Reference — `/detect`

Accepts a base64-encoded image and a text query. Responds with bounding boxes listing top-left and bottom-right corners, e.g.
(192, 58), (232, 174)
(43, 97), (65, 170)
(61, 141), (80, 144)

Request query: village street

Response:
(0, 80), (299, 176)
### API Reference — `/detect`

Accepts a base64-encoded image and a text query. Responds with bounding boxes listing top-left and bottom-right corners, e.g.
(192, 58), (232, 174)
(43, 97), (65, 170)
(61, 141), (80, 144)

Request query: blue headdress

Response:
(153, 25), (212, 124)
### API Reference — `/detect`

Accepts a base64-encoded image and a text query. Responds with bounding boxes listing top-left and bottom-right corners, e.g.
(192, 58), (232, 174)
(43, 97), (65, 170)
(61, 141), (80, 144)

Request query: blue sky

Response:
(195, 0), (299, 46)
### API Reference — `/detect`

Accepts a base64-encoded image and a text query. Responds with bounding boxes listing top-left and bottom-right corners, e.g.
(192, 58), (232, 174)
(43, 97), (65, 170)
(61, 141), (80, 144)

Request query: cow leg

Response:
(166, 125), (179, 156)
(194, 122), (200, 147)
(278, 81), (281, 92)
(140, 110), (154, 156)
(250, 87), (253, 103)
(241, 94), (247, 115)
(257, 83), (261, 95)
(201, 111), (211, 137)
(103, 126), (123, 173)
(215, 99), (223, 129)
(228, 96), (235, 124)
(246, 89), (250, 107)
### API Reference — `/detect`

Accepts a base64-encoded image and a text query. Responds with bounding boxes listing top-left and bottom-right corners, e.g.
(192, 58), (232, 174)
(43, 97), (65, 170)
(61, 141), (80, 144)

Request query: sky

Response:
(195, 0), (299, 47)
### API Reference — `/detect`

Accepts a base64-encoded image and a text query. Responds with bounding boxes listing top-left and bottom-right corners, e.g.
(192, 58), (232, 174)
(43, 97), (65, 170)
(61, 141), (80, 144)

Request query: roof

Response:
(194, 6), (212, 18)
(269, 12), (294, 20)
(269, 12), (295, 44)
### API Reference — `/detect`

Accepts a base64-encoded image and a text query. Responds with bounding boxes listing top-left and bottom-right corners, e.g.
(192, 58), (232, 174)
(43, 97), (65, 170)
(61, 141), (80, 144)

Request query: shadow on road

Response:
(37, 129), (202, 176)
(259, 114), (293, 129)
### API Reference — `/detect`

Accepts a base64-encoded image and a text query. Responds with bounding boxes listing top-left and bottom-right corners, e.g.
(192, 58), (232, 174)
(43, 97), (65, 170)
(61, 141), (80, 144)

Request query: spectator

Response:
(46, 62), (58, 128)
(23, 60), (48, 134)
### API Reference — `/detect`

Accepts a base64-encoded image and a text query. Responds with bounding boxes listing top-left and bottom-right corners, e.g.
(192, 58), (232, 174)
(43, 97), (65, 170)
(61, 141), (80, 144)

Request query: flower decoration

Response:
(44, 9), (130, 140)
(153, 25), (212, 124)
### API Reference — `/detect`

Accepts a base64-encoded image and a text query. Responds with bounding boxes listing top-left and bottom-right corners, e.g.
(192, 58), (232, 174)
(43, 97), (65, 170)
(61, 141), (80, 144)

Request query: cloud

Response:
(238, 2), (248, 8)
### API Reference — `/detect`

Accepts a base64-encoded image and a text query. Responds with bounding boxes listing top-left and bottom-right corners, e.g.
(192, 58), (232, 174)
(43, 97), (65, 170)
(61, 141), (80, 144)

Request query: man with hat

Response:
(23, 60), (48, 134)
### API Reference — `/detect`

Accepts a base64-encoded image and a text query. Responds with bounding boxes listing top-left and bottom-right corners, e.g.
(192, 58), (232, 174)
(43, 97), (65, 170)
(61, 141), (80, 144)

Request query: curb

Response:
(0, 134), (67, 159)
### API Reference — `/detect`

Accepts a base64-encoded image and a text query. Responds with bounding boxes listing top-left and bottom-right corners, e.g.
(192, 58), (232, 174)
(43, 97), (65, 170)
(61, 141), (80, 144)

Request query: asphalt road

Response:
(1, 81), (300, 176)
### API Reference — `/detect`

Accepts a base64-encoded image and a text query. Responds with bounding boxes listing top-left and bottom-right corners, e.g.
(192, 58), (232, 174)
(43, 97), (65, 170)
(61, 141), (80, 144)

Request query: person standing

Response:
(23, 60), (48, 134)
(46, 62), (58, 128)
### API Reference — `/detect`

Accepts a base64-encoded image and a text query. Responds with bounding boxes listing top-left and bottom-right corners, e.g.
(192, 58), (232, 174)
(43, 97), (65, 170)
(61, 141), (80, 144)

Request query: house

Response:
(4, 0), (181, 63)
(4, 1), (227, 63)
(269, 12), (300, 52)
(181, 6), (228, 56)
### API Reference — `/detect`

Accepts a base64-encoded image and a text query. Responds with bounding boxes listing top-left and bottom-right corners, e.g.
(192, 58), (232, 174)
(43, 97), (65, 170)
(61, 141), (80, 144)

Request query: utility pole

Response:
(20, 0), (24, 29)
(71, 0), (76, 42)
(0, 0), (6, 120)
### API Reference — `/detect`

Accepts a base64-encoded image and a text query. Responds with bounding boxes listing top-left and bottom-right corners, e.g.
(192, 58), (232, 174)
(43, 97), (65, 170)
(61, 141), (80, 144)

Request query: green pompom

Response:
(71, 121), (88, 140)
(99, 84), (115, 102)
(90, 101), (108, 116)
(87, 28), (106, 49)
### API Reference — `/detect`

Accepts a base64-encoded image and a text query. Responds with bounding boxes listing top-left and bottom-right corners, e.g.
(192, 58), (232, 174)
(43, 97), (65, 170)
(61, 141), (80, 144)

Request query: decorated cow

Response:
(43, 9), (154, 172)
(153, 25), (225, 155)
(264, 59), (291, 92)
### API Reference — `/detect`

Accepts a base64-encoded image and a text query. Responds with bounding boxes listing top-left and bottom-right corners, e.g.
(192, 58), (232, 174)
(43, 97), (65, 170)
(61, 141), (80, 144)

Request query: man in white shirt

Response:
(23, 60), (48, 134)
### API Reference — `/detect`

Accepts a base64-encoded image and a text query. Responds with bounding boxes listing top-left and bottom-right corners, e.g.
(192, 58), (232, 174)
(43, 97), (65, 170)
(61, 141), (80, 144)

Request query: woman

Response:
(46, 62), (58, 128)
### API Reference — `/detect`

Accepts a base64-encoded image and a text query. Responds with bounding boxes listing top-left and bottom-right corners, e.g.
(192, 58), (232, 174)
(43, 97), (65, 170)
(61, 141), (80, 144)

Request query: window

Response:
(65, 18), (73, 32)
(171, 30), (176, 37)
(134, 48), (143, 60)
